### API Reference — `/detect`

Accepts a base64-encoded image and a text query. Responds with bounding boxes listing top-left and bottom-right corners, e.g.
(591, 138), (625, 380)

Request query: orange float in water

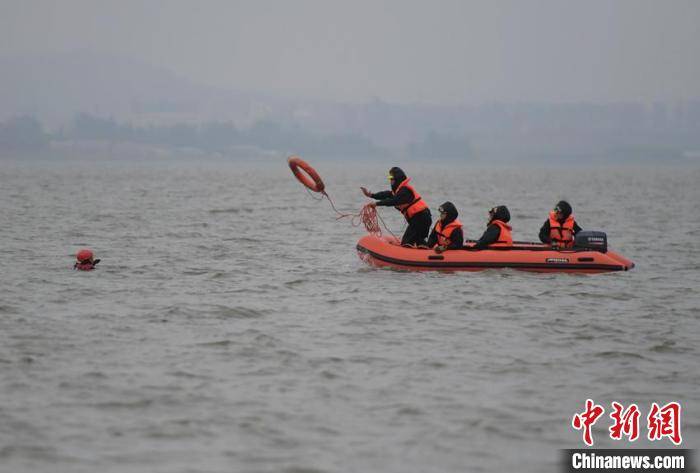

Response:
(356, 235), (634, 274)
(76, 249), (94, 262)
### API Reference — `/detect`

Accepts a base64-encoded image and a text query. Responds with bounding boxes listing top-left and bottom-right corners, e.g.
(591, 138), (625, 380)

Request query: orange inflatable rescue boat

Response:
(357, 232), (634, 274)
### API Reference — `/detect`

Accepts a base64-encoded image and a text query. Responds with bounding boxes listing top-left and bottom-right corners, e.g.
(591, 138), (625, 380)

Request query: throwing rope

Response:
(354, 203), (382, 236)
(287, 155), (398, 238)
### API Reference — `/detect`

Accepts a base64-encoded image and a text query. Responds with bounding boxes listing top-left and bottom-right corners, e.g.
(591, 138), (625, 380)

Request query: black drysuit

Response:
(371, 170), (431, 246)
(472, 205), (511, 250)
(427, 202), (463, 249)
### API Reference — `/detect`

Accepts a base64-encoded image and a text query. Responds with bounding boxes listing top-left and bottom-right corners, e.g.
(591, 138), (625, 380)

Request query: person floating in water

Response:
(74, 249), (100, 271)
(539, 200), (582, 248)
(361, 167), (432, 247)
(427, 201), (463, 253)
(471, 205), (513, 250)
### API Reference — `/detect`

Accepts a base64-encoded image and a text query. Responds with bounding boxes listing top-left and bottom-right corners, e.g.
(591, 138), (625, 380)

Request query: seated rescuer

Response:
(74, 248), (100, 271)
(427, 202), (463, 253)
(471, 205), (513, 250)
(538, 200), (582, 248)
(361, 167), (432, 246)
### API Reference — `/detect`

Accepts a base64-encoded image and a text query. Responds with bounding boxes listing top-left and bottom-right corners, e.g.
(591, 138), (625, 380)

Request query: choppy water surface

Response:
(1, 158), (699, 473)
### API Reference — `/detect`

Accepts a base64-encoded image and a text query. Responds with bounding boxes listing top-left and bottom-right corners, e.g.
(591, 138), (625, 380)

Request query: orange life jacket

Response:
(392, 178), (428, 219)
(434, 219), (463, 247)
(549, 211), (575, 248)
(490, 220), (513, 247)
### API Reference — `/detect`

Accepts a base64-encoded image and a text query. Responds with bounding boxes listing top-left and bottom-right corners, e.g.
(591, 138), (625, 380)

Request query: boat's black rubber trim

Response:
(463, 241), (606, 253)
(357, 244), (626, 271)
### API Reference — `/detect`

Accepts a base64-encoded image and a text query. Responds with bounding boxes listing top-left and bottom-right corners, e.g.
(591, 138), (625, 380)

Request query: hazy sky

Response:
(2, 0), (699, 104)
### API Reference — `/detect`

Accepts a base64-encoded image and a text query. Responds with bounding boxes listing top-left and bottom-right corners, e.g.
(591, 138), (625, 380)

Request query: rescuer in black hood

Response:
(539, 200), (582, 248)
(427, 201), (464, 252)
(471, 205), (513, 250)
(361, 167), (432, 246)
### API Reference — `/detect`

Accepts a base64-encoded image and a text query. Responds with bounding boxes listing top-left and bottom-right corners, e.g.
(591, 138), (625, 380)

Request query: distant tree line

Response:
(0, 114), (476, 160)
(61, 113), (380, 157)
(0, 116), (50, 151)
(407, 131), (472, 160)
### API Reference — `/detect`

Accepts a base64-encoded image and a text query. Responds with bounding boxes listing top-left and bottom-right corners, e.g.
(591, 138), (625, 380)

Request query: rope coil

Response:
(351, 203), (382, 236)
(326, 194), (397, 238)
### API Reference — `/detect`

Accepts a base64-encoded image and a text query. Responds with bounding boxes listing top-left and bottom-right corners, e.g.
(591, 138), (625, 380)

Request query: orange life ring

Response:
(288, 156), (325, 193)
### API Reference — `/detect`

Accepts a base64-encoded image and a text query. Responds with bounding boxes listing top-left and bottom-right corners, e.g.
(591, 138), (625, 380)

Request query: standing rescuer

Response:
(539, 200), (582, 248)
(427, 201), (463, 252)
(361, 167), (432, 246)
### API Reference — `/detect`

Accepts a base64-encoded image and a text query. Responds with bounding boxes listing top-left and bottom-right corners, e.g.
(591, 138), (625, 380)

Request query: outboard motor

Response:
(574, 231), (607, 252)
